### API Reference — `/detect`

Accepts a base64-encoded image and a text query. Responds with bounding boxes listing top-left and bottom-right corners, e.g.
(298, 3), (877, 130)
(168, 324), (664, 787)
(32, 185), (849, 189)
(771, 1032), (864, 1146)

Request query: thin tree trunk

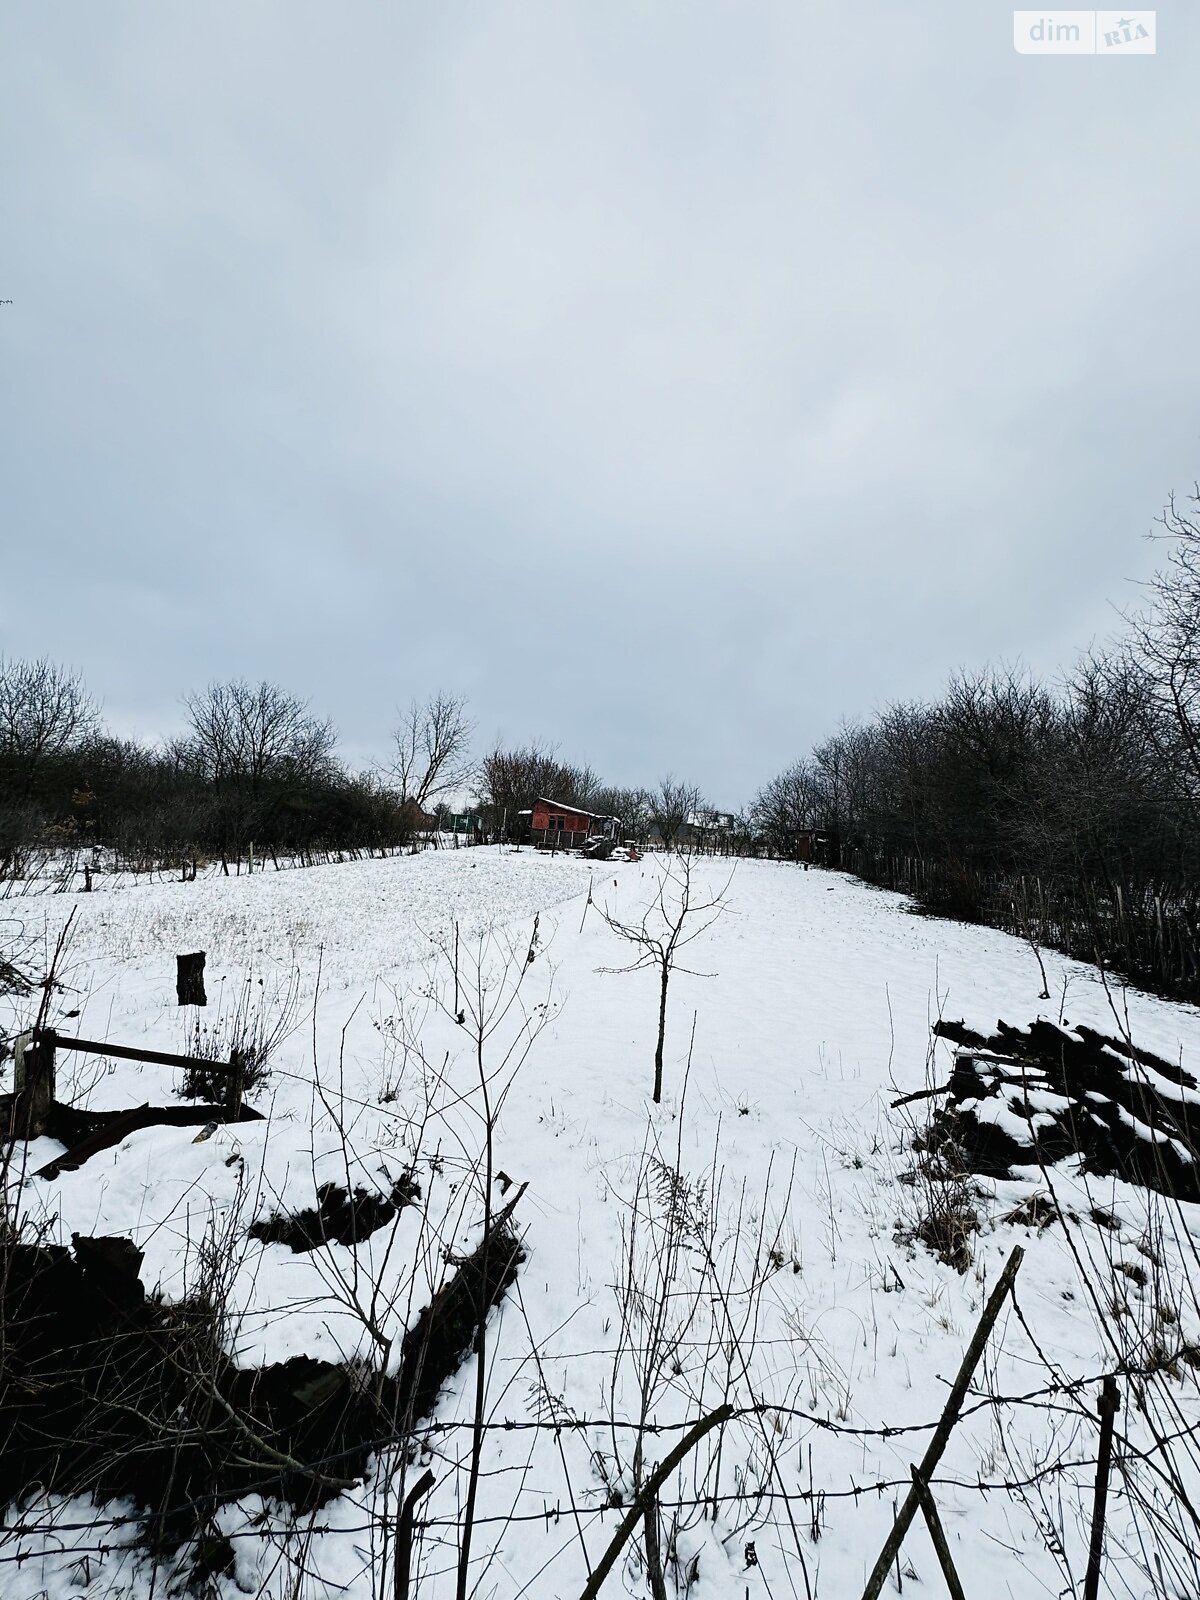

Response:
(654, 965), (668, 1103)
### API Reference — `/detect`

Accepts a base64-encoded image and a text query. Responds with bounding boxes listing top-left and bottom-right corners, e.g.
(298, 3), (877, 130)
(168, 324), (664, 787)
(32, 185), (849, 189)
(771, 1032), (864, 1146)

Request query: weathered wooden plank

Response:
(35, 1028), (238, 1077)
(35, 1101), (266, 1179)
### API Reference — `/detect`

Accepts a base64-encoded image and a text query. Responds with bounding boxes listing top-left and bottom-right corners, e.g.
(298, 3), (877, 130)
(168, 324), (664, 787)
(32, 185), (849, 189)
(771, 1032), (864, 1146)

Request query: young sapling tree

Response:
(599, 853), (730, 1103)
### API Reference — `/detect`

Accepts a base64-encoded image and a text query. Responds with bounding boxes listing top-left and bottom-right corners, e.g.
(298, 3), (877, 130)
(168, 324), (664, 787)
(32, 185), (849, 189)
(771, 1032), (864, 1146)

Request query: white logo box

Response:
(1013, 11), (1156, 54)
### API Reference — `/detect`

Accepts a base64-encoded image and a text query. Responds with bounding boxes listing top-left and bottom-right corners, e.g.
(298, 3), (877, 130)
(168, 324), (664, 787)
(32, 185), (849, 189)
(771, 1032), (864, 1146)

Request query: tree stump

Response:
(176, 952), (207, 1007)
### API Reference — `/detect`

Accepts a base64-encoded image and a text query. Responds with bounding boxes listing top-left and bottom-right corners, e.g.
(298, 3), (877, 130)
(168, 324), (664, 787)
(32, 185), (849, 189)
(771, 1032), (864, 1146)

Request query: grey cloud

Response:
(2, 1), (1198, 803)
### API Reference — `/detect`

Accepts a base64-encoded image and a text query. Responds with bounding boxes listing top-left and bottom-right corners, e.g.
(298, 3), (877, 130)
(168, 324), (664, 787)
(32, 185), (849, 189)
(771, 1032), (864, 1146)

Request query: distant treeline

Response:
(0, 669), (733, 878)
(752, 486), (1200, 1001)
(0, 673), (426, 875)
(17, 485), (1200, 1008)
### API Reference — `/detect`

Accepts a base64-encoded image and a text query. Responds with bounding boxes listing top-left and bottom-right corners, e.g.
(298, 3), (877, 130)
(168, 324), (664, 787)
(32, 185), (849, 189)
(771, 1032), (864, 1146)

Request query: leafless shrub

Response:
(893, 1034), (982, 1272)
(905, 1148), (980, 1273)
(178, 967), (301, 1100)
(1003, 1192), (1058, 1230)
(591, 1088), (815, 1600)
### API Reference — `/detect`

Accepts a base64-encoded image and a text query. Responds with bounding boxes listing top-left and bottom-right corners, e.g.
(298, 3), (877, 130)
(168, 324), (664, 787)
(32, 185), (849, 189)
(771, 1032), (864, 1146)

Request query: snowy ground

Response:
(5, 848), (1200, 1599)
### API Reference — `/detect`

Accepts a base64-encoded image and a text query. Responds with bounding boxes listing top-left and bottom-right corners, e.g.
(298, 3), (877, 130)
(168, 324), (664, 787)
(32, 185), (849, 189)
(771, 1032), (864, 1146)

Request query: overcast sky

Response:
(2, 3), (1198, 806)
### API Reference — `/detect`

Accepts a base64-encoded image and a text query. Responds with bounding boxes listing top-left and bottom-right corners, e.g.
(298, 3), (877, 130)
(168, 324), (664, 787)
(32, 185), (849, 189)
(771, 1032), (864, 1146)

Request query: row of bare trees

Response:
(0, 660), (723, 876)
(0, 672), (476, 877)
(753, 483), (1200, 996)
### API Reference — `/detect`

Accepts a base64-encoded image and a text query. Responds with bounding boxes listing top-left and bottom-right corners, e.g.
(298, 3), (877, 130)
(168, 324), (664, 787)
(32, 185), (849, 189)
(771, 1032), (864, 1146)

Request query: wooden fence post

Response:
(176, 951), (207, 1007)
(1083, 1376), (1119, 1600)
(579, 1405), (733, 1600)
(227, 1047), (245, 1115)
(394, 1468), (435, 1600)
(16, 1032), (55, 1139)
(860, 1248), (1023, 1600)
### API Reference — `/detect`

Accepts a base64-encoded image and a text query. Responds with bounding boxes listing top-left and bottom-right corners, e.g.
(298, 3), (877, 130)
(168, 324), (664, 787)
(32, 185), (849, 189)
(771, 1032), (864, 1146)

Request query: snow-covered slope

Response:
(5, 849), (1200, 1599)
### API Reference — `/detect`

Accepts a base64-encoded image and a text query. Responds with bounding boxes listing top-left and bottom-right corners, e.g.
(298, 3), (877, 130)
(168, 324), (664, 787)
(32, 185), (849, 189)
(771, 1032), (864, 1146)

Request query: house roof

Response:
(535, 796), (617, 822)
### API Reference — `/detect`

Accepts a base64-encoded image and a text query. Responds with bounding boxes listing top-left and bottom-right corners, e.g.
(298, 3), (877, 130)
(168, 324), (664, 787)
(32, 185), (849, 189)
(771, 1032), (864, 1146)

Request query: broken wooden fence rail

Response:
(34, 1027), (242, 1079)
(35, 1099), (265, 1180)
(859, 1244), (1024, 1600)
(25, 1028), (247, 1122)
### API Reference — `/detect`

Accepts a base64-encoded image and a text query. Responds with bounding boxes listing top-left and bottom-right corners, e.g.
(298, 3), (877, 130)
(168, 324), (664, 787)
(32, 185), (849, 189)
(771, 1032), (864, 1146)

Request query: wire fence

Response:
(839, 842), (1200, 1003)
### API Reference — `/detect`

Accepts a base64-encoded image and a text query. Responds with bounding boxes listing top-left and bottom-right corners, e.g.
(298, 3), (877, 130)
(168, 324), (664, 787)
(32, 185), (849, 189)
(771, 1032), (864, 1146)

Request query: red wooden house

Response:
(522, 797), (620, 850)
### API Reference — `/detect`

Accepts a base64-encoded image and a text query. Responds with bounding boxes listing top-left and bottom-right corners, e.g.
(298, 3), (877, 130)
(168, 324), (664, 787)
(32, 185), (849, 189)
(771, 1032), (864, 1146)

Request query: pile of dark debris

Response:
(914, 1017), (1200, 1203)
(0, 1179), (523, 1581)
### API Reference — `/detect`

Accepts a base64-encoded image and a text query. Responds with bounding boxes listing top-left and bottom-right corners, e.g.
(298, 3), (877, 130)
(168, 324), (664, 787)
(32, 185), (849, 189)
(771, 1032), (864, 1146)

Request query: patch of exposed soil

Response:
(0, 1208), (522, 1564)
(248, 1173), (420, 1252)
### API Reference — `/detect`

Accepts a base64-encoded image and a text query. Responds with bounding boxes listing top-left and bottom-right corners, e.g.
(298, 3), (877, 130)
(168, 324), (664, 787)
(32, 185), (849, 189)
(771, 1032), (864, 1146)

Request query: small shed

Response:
(793, 829), (837, 864)
(526, 797), (620, 851)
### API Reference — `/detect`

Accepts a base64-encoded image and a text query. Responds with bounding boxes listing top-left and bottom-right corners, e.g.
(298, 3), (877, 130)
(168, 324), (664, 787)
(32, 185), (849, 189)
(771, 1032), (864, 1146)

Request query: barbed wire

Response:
(0, 1452), (1121, 1570)
(0, 1361), (1152, 1564)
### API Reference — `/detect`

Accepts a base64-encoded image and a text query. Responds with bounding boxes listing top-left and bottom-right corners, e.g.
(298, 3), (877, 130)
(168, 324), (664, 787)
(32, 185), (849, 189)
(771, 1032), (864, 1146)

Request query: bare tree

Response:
(650, 775), (702, 852)
(750, 759), (819, 857)
(475, 741), (599, 839)
(593, 785), (654, 843)
(182, 680), (338, 863)
(569, 763), (604, 806)
(184, 679), (337, 790)
(1127, 486), (1200, 822)
(599, 854), (730, 1102)
(0, 656), (98, 798)
(387, 693), (472, 812)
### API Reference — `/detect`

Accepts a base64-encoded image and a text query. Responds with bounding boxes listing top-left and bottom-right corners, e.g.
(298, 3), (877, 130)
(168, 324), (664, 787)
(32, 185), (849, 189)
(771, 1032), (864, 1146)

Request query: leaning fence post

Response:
(1083, 1376), (1119, 1600)
(910, 1466), (968, 1600)
(579, 1404), (733, 1600)
(860, 1247), (1023, 1600)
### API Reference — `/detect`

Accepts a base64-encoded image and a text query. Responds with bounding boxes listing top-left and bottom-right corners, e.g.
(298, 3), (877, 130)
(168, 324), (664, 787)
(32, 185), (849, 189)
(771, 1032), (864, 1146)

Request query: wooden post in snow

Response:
(176, 951), (207, 1007)
(394, 1469), (435, 1600)
(1083, 1377), (1120, 1600)
(226, 1047), (245, 1115)
(14, 1031), (55, 1139)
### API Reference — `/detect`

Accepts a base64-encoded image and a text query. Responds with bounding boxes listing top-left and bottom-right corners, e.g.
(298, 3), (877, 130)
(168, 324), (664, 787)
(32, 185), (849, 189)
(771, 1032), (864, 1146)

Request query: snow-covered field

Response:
(5, 848), (1200, 1599)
